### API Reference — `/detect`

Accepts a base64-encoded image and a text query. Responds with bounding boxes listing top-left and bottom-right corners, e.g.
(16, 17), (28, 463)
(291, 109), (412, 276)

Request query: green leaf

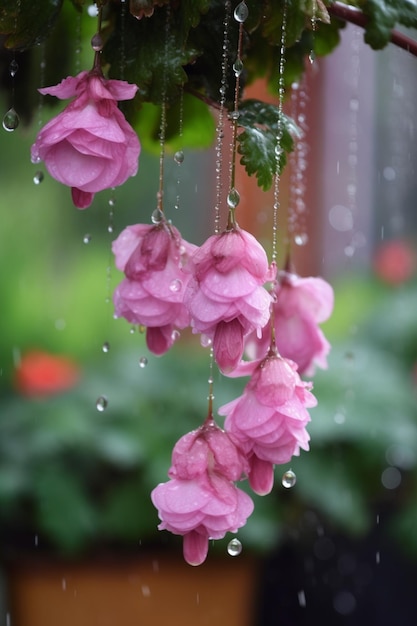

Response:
(0, 0), (63, 50)
(237, 99), (299, 190)
(104, 4), (202, 104)
(363, 0), (417, 50)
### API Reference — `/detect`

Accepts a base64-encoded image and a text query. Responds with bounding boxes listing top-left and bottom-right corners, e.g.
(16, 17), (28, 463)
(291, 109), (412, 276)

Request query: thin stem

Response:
(328, 1), (417, 58)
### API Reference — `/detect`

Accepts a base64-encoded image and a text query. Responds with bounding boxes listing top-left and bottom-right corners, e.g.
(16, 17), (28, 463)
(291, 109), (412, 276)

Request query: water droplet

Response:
(169, 278), (182, 292)
(139, 356), (148, 368)
(96, 396), (108, 412)
(275, 144), (283, 157)
(381, 466), (401, 490)
(107, 224), (114, 233)
(282, 469), (297, 488)
(233, 59), (244, 76)
(102, 342), (110, 353)
(33, 171), (44, 185)
(376, 551), (381, 564)
(108, 196), (116, 207)
(9, 59), (19, 77)
(308, 50), (316, 64)
(201, 334), (212, 347)
(174, 150), (184, 164)
(83, 234), (92, 244)
(171, 329), (180, 342)
(234, 1), (249, 22)
(130, 326), (136, 334)
(227, 538), (242, 556)
(294, 233), (308, 246)
(227, 188), (240, 208)
(229, 110), (240, 121)
(87, 4), (99, 16)
(298, 590), (306, 607)
(2, 107), (19, 132)
(151, 208), (164, 224)
(139, 325), (146, 334)
(91, 33), (103, 51)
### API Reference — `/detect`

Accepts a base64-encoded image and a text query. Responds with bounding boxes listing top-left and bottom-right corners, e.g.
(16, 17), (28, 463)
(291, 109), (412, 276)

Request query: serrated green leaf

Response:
(237, 99), (299, 190)
(0, 0), (63, 50)
(363, 0), (417, 50)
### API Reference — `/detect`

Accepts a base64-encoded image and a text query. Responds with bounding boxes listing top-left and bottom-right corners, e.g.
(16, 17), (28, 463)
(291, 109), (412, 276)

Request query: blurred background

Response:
(1, 11), (417, 626)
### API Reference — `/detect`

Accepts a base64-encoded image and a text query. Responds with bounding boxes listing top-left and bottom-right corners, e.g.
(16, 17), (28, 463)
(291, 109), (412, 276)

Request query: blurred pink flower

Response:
(31, 70), (140, 208)
(219, 353), (317, 495)
(151, 420), (253, 566)
(246, 272), (334, 376)
(373, 239), (416, 285)
(184, 226), (273, 373)
(112, 221), (196, 355)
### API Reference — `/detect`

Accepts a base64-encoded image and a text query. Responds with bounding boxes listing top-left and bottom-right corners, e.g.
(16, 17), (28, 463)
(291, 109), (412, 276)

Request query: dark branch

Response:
(328, 1), (417, 58)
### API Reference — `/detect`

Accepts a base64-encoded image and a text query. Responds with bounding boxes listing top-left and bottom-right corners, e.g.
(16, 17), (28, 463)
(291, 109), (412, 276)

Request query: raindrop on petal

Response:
(96, 396), (108, 412)
(234, 1), (249, 23)
(139, 356), (148, 368)
(227, 538), (242, 556)
(282, 469), (297, 488)
(169, 278), (182, 292)
(2, 107), (19, 132)
(33, 171), (44, 185)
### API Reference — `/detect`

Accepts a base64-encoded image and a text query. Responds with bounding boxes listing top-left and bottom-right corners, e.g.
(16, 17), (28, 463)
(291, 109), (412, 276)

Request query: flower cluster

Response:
(151, 419), (253, 566)
(112, 221), (196, 355)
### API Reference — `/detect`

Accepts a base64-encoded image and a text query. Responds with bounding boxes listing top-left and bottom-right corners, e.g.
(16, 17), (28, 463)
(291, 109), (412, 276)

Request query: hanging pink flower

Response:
(112, 221), (196, 355)
(218, 353), (317, 495)
(246, 272), (334, 376)
(184, 226), (273, 373)
(31, 70), (140, 208)
(151, 420), (253, 566)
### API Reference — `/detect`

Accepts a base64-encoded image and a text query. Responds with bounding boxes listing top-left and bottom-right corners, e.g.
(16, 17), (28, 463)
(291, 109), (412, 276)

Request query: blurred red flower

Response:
(373, 240), (416, 285)
(14, 350), (81, 397)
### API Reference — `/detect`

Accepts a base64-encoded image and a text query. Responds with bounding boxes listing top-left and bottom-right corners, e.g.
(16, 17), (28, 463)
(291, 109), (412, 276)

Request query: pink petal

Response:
(183, 530), (209, 566)
(248, 456), (275, 495)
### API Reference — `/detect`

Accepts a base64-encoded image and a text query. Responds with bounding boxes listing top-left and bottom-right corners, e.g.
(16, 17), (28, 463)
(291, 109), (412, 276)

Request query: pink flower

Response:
(151, 420), (253, 566)
(218, 353), (317, 495)
(246, 272), (334, 376)
(31, 70), (140, 208)
(112, 221), (196, 355)
(184, 226), (273, 373)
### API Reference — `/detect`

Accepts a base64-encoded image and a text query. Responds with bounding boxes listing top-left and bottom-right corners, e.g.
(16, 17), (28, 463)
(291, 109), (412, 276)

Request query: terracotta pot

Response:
(7, 552), (258, 626)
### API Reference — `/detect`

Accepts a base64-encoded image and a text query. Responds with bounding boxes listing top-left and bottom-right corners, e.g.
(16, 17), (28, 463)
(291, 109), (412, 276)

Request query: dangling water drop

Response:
(233, 59), (244, 76)
(33, 171), (44, 185)
(282, 469), (297, 488)
(2, 107), (19, 132)
(130, 326), (136, 334)
(102, 341), (110, 353)
(91, 33), (104, 52)
(151, 208), (164, 224)
(227, 538), (242, 556)
(139, 356), (148, 368)
(234, 1), (249, 23)
(83, 234), (92, 244)
(169, 278), (182, 292)
(308, 50), (316, 64)
(87, 4), (99, 17)
(227, 188), (240, 208)
(294, 233), (308, 246)
(174, 150), (184, 164)
(9, 59), (19, 77)
(96, 396), (108, 412)
(139, 325), (146, 334)
(171, 329), (180, 342)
